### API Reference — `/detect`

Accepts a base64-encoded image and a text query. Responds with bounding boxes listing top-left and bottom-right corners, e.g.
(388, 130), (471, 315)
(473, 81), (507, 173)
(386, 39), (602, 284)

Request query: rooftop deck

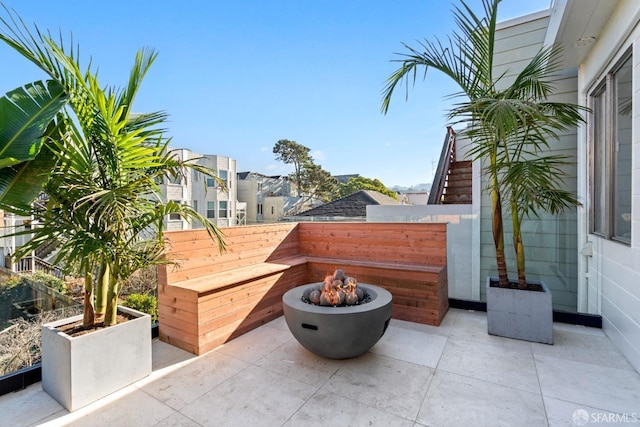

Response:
(2, 308), (639, 426)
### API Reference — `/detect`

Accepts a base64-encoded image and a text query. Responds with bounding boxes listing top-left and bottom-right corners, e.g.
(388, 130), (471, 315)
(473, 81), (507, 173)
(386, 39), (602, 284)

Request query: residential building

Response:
(159, 149), (240, 230)
(237, 172), (328, 222)
(236, 172), (296, 223)
(369, 0), (640, 372)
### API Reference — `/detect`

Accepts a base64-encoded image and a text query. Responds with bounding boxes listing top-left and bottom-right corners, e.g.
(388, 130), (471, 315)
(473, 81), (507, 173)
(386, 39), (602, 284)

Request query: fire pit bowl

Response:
(282, 283), (392, 359)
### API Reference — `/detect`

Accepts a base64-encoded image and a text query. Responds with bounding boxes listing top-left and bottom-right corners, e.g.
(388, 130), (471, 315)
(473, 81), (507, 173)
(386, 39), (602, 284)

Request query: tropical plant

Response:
(0, 79), (67, 208)
(381, 0), (585, 288)
(0, 6), (226, 327)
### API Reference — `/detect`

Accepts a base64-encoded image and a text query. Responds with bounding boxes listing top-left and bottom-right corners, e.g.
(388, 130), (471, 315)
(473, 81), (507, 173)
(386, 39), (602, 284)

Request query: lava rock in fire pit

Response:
(302, 269), (367, 307)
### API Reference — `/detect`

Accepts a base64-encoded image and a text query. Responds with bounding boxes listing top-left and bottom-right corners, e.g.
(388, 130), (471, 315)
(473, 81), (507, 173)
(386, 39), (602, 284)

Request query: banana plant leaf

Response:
(0, 80), (67, 208)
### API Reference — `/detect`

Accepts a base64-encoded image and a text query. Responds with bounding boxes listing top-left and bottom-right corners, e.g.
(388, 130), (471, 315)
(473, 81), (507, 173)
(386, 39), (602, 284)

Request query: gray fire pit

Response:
(282, 283), (392, 359)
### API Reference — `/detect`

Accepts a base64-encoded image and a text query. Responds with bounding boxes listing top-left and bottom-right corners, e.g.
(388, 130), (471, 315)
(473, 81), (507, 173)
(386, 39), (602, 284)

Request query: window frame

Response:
(169, 200), (182, 221)
(588, 49), (633, 245)
(206, 201), (215, 219)
(218, 200), (228, 218)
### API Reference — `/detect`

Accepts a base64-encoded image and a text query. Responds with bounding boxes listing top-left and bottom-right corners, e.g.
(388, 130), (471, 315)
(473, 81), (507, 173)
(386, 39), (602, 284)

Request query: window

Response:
(192, 200), (198, 213)
(168, 170), (184, 185)
(219, 170), (229, 190)
(219, 201), (228, 218)
(192, 169), (200, 182)
(206, 177), (216, 187)
(590, 51), (632, 244)
(271, 206), (275, 215)
(257, 204), (263, 215)
(206, 201), (215, 219)
(169, 200), (181, 221)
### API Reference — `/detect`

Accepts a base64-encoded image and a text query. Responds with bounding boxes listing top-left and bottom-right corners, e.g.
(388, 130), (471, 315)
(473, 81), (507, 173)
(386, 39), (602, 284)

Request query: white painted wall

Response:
(576, 0), (640, 373)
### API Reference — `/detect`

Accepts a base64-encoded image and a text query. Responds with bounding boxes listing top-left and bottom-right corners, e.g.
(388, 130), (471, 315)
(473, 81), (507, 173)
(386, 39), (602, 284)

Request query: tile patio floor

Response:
(1, 308), (639, 426)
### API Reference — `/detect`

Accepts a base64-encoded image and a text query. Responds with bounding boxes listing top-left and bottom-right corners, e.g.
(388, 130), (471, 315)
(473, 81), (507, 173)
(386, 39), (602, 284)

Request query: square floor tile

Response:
(449, 311), (534, 353)
(0, 384), (63, 427)
(532, 330), (635, 371)
(284, 389), (414, 427)
(370, 322), (447, 368)
(139, 350), (249, 410)
(322, 353), (434, 420)
(215, 323), (294, 363)
(151, 339), (196, 372)
(543, 396), (624, 427)
(256, 339), (342, 387)
(417, 370), (546, 427)
(536, 354), (640, 415)
(437, 337), (539, 393)
(34, 385), (175, 427)
(180, 365), (316, 427)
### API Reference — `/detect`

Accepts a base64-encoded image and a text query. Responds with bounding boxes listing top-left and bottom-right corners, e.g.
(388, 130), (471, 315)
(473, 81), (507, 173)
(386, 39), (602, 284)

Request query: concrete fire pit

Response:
(282, 283), (392, 359)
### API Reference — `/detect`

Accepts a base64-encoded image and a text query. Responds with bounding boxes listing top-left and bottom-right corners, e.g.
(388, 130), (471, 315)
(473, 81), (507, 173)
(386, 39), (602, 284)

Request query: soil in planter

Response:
(489, 279), (544, 292)
(57, 313), (136, 337)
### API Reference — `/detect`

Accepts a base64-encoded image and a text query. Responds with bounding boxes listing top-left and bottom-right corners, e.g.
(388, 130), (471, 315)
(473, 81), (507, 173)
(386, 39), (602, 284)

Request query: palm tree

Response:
(381, 0), (585, 288)
(0, 7), (226, 327)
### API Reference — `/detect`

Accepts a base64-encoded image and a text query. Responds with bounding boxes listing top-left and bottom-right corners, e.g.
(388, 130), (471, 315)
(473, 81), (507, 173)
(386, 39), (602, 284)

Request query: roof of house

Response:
(294, 190), (401, 218)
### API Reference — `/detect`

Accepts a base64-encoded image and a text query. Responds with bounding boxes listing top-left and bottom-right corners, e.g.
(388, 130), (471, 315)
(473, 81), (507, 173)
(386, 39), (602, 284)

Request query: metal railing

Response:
(12, 256), (65, 279)
(428, 127), (457, 204)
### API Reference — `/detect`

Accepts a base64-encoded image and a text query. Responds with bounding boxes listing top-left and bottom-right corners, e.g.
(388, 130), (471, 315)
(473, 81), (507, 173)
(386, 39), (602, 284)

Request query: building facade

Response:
(159, 149), (239, 230)
(237, 172), (304, 223)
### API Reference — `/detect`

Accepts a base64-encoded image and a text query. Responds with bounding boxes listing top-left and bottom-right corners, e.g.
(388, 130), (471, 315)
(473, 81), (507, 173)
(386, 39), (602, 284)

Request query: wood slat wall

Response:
(300, 222), (448, 326)
(158, 222), (448, 355)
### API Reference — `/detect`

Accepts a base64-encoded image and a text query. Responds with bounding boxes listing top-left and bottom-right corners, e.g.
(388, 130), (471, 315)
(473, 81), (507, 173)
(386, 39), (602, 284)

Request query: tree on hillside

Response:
(273, 139), (310, 196)
(335, 176), (399, 200)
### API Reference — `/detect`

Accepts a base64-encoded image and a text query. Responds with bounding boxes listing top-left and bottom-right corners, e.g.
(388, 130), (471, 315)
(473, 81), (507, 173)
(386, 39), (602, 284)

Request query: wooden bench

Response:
(158, 223), (306, 355)
(158, 222), (448, 355)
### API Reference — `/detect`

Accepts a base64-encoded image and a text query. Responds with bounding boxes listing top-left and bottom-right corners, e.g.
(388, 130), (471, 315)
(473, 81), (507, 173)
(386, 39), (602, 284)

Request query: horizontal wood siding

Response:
(298, 222), (447, 265)
(162, 223), (299, 283)
(158, 222), (448, 354)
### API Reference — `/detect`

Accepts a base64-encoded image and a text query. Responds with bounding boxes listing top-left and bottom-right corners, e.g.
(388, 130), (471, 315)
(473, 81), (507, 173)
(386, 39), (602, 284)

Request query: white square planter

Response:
(486, 277), (553, 344)
(41, 306), (152, 412)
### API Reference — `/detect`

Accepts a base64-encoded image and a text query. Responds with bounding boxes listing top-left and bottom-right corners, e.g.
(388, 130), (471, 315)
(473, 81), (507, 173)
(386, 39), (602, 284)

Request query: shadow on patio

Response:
(2, 308), (639, 426)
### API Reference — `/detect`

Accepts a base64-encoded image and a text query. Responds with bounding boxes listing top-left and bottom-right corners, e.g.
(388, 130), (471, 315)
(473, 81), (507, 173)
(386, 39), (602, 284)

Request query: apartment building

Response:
(159, 149), (240, 230)
(236, 172), (297, 223)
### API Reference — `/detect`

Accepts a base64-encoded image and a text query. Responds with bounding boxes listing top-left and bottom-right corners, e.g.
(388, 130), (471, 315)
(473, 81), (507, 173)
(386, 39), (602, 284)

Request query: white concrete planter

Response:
(41, 306), (152, 412)
(486, 277), (553, 344)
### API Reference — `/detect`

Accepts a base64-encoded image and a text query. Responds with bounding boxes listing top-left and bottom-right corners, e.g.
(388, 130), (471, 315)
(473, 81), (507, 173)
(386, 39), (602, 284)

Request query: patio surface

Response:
(1, 308), (639, 426)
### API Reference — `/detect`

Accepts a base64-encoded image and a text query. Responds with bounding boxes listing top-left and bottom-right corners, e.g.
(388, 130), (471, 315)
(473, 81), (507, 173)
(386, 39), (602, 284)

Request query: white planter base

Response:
(486, 278), (553, 344)
(41, 306), (152, 412)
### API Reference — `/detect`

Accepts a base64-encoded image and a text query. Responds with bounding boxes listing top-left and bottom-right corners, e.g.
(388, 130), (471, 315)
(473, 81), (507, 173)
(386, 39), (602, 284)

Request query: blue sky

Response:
(0, 0), (549, 187)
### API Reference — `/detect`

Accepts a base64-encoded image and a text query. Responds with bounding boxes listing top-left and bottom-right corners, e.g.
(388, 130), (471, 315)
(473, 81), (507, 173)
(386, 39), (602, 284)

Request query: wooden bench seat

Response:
(158, 222), (448, 355)
(168, 262), (293, 295)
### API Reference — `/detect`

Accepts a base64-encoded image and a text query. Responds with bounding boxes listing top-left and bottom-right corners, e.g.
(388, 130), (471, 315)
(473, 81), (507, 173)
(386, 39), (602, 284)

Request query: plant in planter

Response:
(0, 6), (226, 410)
(381, 0), (585, 343)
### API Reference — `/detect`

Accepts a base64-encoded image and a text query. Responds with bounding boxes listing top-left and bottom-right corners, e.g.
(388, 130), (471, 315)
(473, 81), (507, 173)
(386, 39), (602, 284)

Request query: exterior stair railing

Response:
(11, 255), (65, 279)
(428, 127), (456, 204)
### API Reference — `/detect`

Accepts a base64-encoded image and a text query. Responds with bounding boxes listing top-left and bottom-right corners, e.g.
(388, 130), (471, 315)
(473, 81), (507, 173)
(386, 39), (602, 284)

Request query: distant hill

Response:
(390, 183), (432, 192)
